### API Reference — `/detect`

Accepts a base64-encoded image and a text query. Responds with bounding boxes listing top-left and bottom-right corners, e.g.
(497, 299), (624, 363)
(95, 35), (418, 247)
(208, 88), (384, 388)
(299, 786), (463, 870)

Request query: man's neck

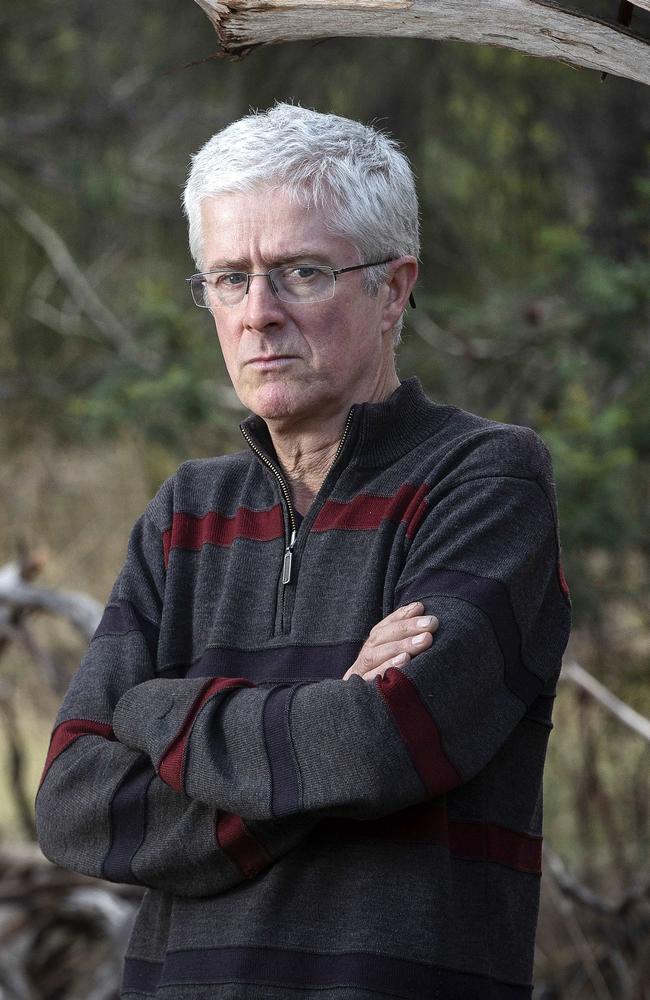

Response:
(271, 427), (346, 516)
(267, 371), (400, 516)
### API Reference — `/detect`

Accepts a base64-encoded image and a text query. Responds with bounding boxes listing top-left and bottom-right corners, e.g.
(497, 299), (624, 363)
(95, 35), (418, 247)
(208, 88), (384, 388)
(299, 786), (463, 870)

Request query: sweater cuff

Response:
(113, 677), (208, 767)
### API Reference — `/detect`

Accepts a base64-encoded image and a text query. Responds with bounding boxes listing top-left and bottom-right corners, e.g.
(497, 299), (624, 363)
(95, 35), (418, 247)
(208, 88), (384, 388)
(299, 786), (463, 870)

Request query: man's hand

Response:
(342, 603), (438, 683)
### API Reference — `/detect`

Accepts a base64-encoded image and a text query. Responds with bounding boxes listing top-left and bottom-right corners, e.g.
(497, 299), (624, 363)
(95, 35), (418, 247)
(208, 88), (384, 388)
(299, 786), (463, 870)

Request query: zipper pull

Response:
(282, 529), (297, 585)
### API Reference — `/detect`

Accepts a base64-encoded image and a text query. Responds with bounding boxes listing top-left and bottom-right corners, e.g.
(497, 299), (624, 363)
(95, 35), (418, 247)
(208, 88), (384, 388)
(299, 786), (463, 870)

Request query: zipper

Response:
(240, 424), (298, 584)
(240, 406), (356, 587)
(330, 407), (355, 471)
(282, 527), (297, 585)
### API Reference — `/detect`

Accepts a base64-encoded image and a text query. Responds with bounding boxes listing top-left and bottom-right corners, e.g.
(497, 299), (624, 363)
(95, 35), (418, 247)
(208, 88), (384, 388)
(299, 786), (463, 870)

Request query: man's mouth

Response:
(247, 355), (297, 367)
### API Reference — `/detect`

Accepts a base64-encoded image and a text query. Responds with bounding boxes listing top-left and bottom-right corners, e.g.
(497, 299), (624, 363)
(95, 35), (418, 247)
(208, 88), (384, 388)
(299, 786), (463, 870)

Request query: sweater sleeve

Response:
(112, 429), (572, 822)
(35, 489), (320, 896)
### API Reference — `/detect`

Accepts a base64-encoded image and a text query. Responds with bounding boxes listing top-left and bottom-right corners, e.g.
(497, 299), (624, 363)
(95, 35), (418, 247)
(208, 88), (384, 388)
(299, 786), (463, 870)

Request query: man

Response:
(36, 103), (571, 999)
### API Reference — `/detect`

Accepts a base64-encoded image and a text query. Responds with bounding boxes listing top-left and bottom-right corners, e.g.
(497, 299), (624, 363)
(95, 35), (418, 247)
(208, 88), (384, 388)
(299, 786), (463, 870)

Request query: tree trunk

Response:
(194, 0), (650, 86)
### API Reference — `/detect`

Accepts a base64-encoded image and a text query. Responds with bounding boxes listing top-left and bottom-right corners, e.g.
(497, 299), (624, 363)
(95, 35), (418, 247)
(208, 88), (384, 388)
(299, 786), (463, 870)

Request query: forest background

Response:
(0, 0), (649, 996)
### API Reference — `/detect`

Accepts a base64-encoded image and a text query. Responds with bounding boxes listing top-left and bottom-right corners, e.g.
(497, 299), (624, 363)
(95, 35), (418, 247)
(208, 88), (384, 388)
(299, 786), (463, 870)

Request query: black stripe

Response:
(178, 641), (362, 683)
(122, 957), (161, 994)
(263, 685), (302, 817)
(122, 946), (531, 999)
(103, 755), (155, 883)
(94, 600), (159, 666)
(397, 568), (543, 705)
(525, 692), (556, 727)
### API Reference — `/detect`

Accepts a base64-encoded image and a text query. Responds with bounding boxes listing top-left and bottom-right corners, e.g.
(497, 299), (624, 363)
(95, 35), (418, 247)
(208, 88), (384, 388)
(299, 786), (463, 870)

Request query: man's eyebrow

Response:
(204, 250), (334, 271)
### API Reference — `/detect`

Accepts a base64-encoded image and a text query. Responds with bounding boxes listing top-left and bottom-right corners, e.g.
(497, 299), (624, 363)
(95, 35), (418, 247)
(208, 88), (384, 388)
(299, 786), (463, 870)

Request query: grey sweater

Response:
(36, 377), (571, 1000)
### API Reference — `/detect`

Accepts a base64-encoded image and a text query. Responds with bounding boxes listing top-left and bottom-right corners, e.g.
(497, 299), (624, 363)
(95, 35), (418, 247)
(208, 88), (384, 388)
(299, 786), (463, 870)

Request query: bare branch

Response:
(194, 0), (650, 86)
(561, 659), (650, 743)
(0, 698), (36, 840)
(0, 177), (161, 374)
(544, 844), (650, 918)
(0, 562), (103, 642)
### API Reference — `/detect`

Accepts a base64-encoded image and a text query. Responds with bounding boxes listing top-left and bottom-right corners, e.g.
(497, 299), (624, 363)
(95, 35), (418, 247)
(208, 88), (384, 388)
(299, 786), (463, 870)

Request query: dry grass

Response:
(0, 435), (174, 603)
(0, 436), (174, 838)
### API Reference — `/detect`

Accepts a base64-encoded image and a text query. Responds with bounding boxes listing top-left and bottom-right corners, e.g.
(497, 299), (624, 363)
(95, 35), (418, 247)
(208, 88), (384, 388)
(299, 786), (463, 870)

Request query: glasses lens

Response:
(189, 276), (207, 308)
(271, 265), (335, 303)
(191, 272), (250, 308)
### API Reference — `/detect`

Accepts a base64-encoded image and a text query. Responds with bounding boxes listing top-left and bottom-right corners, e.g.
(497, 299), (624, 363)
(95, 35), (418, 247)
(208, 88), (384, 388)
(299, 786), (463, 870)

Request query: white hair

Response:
(182, 103), (420, 344)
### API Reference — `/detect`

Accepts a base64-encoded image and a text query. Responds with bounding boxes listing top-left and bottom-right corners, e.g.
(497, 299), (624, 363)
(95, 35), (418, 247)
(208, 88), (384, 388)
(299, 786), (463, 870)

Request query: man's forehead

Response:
(199, 191), (356, 268)
(204, 248), (336, 270)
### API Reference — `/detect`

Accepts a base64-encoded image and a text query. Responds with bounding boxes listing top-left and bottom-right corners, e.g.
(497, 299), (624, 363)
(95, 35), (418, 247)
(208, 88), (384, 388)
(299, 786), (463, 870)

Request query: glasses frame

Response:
(186, 258), (416, 309)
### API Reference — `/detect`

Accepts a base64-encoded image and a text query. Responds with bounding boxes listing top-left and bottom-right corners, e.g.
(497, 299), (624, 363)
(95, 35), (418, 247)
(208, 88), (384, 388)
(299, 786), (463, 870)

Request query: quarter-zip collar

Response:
(239, 377), (456, 473)
(239, 405), (357, 590)
(238, 378), (453, 630)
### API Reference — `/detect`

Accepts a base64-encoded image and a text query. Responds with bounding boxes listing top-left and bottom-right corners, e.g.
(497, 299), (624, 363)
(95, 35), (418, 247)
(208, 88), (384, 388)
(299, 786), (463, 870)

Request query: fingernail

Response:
(392, 652), (409, 665)
(416, 616), (435, 628)
(412, 633), (429, 647)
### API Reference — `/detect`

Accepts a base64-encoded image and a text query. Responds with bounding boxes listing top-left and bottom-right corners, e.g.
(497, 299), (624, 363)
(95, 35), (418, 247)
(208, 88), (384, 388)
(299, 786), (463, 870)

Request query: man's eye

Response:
(286, 266), (323, 281)
(205, 272), (245, 288)
(220, 272), (247, 286)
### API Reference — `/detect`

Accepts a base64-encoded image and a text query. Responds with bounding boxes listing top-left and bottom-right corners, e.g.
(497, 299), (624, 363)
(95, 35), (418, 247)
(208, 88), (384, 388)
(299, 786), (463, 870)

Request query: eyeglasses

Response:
(186, 258), (416, 309)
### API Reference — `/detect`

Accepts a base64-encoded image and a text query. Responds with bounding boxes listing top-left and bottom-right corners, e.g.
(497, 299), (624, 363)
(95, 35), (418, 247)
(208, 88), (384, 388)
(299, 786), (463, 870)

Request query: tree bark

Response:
(194, 0), (650, 86)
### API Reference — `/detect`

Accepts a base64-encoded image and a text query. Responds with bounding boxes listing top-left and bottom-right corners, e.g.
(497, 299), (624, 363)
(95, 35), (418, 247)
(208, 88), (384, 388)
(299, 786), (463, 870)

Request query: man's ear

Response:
(381, 257), (418, 335)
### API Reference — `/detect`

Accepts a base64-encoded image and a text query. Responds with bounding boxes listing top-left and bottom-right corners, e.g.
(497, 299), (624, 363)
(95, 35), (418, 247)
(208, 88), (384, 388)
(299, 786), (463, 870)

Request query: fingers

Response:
(342, 602), (439, 681)
(366, 601), (424, 640)
(370, 611), (438, 648)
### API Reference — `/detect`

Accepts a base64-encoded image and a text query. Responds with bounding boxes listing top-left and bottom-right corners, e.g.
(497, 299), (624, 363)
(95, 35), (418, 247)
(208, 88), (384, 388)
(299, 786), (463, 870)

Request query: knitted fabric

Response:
(36, 377), (571, 999)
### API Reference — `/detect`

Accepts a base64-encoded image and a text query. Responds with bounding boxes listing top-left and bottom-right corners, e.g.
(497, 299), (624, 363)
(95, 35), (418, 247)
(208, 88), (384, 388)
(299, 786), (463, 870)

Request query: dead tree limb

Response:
(0, 178), (161, 374)
(0, 696), (37, 841)
(193, 0), (650, 86)
(544, 844), (650, 916)
(561, 659), (650, 743)
(0, 562), (103, 642)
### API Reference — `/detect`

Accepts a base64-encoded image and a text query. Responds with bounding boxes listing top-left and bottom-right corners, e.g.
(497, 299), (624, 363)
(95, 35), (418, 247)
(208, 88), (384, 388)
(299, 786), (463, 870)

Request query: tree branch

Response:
(0, 178), (161, 374)
(0, 562), (103, 642)
(194, 0), (650, 86)
(561, 659), (650, 743)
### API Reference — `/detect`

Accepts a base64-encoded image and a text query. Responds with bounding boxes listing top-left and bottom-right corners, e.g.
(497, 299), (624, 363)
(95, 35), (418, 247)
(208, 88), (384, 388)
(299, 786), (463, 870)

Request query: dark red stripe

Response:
(404, 484), (429, 539)
(40, 719), (114, 785)
(312, 483), (428, 535)
(162, 506), (284, 567)
(215, 811), (272, 879)
(558, 561), (570, 599)
(158, 677), (255, 792)
(377, 667), (461, 797)
(322, 800), (542, 874)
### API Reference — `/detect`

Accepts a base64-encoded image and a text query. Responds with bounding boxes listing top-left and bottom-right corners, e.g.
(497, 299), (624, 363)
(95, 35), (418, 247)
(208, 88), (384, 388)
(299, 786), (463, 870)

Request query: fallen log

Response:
(193, 0), (650, 86)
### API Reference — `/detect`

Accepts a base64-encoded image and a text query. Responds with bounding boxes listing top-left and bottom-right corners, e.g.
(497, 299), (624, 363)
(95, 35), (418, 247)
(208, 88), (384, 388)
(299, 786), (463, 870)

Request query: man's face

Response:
(199, 188), (401, 429)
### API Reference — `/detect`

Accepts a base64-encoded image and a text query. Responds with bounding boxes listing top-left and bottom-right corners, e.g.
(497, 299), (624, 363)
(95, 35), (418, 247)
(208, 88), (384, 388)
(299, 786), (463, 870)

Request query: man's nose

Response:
(242, 273), (286, 328)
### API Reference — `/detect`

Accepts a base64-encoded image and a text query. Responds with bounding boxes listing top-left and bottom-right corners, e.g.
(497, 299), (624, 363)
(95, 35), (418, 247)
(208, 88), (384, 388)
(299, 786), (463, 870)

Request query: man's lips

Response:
(246, 355), (298, 366)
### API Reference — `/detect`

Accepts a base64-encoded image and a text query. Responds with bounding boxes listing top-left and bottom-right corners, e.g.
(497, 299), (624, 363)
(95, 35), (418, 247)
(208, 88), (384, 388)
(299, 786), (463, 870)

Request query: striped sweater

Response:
(36, 376), (571, 1000)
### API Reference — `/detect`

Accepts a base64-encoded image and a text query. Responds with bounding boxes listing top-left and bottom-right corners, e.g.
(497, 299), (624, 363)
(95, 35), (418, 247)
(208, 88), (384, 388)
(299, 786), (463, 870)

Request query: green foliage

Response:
(1, 2), (649, 632)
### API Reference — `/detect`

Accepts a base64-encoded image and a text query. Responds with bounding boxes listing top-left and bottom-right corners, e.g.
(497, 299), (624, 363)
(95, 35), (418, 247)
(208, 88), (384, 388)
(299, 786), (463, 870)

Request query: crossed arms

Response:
(36, 431), (571, 898)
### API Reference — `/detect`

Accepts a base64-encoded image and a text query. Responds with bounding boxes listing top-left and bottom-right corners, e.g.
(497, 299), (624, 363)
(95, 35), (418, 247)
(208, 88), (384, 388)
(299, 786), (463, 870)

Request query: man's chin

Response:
(239, 380), (310, 422)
